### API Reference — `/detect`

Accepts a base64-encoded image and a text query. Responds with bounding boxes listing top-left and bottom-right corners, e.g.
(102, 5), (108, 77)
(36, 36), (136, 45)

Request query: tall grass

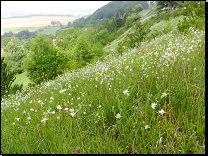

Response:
(1, 14), (205, 154)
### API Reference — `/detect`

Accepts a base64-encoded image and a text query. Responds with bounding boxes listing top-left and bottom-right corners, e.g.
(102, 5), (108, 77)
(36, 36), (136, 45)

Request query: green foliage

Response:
(1, 57), (17, 98)
(1, 7), (205, 154)
(133, 4), (143, 16)
(1, 24), (205, 153)
(75, 35), (94, 66)
(156, 1), (179, 13)
(91, 43), (104, 59)
(1, 37), (11, 47)
(177, 1), (205, 33)
(23, 34), (66, 84)
(55, 28), (76, 50)
(109, 17), (117, 33)
(116, 17), (125, 28)
(160, 11), (172, 21)
(104, 18), (111, 32)
(72, 1), (149, 29)
(116, 41), (125, 55)
(177, 17), (192, 34)
(180, 1), (205, 18)
(9, 84), (23, 95)
(15, 29), (37, 40)
(1, 31), (14, 39)
(2, 37), (27, 74)
(125, 13), (141, 28)
(96, 29), (109, 46)
(126, 20), (149, 48)
(114, 8), (125, 19)
(116, 20), (149, 55)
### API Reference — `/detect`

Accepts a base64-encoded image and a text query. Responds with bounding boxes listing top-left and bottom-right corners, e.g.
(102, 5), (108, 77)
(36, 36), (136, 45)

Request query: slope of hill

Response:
(73, 1), (149, 28)
(1, 7), (205, 154)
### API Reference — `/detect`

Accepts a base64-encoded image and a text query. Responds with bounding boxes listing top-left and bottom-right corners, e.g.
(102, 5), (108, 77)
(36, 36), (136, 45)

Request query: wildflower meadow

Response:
(1, 10), (205, 154)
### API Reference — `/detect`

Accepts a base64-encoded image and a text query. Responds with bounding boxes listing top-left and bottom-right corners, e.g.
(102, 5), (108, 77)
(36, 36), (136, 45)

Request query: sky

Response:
(1, 1), (111, 14)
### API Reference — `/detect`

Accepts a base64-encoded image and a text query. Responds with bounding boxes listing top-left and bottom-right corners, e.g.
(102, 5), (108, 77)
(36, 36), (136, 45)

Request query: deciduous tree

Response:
(23, 34), (65, 84)
(133, 4), (143, 17)
(1, 57), (16, 98)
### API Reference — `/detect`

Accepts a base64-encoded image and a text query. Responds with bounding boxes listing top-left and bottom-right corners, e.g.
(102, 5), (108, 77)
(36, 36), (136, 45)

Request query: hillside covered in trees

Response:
(72, 1), (149, 28)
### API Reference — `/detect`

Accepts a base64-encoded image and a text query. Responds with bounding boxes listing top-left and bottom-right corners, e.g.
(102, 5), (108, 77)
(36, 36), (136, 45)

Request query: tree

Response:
(123, 13), (128, 23)
(23, 34), (65, 84)
(67, 21), (72, 28)
(180, 1), (205, 18)
(116, 17), (124, 28)
(96, 28), (109, 46)
(1, 37), (11, 47)
(3, 37), (27, 74)
(74, 35), (93, 66)
(164, 1), (179, 11)
(156, 1), (179, 12)
(104, 18), (111, 32)
(1, 57), (16, 98)
(125, 13), (140, 28)
(51, 21), (55, 26)
(133, 4), (143, 17)
(124, 5), (133, 15)
(109, 17), (117, 33)
(114, 8), (125, 19)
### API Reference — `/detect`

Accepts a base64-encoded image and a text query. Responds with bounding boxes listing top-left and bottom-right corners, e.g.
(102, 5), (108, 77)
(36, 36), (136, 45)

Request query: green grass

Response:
(1, 11), (205, 154)
(3, 27), (44, 33)
(35, 26), (63, 36)
(11, 72), (31, 88)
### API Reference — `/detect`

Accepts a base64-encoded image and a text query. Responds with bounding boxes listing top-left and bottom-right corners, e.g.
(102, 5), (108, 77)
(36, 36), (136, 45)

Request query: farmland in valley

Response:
(1, 15), (81, 35)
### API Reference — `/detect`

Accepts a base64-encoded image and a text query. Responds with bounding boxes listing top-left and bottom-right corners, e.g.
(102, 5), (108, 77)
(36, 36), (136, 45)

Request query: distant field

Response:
(35, 26), (63, 36)
(1, 15), (80, 35)
(2, 26), (44, 34)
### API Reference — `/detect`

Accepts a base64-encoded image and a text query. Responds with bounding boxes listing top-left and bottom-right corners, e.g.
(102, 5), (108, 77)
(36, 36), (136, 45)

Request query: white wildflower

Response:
(69, 109), (74, 112)
(151, 102), (157, 109)
(70, 112), (76, 117)
(15, 117), (20, 121)
(159, 109), (165, 115)
(145, 125), (150, 129)
(116, 113), (122, 119)
(161, 92), (167, 98)
(59, 89), (66, 93)
(123, 89), (129, 95)
(159, 137), (163, 144)
(56, 105), (62, 110)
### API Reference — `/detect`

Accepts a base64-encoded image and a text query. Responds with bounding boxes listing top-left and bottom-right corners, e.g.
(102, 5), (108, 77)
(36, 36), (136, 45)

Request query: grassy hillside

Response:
(1, 9), (205, 154)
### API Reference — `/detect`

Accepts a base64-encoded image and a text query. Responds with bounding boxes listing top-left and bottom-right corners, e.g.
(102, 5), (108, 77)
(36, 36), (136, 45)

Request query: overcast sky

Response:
(1, 1), (111, 14)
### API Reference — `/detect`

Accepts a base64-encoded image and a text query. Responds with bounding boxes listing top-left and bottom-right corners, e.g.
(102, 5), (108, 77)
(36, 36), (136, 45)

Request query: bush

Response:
(10, 84), (23, 95)
(177, 17), (193, 34)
